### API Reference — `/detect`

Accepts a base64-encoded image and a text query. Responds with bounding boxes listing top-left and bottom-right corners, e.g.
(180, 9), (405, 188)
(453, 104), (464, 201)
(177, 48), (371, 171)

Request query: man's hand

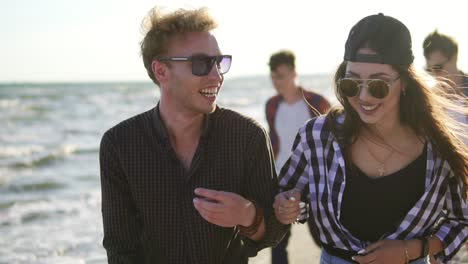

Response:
(193, 188), (255, 227)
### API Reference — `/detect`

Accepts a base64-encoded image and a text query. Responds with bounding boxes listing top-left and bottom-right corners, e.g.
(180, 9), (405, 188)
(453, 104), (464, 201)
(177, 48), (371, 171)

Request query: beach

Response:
(1, 78), (466, 263)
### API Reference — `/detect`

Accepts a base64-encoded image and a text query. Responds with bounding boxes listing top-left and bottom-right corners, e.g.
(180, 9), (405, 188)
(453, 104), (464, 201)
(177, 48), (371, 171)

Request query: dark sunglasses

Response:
(337, 77), (400, 99)
(425, 63), (445, 73)
(157, 55), (232, 76)
(425, 58), (450, 73)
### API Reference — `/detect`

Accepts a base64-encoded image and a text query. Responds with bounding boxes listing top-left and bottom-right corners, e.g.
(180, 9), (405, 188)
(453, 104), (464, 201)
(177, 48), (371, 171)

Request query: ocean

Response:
(0, 74), (336, 263)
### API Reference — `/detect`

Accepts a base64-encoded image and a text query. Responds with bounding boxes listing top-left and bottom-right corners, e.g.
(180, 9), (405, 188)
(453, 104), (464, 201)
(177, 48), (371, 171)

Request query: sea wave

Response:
(0, 199), (69, 226)
(0, 168), (15, 186)
(0, 194), (97, 226)
(0, 99), (20, 108)
(0, 145), (45, 158)
(7, 181), (66, 193)
(0, 144), (97, 168)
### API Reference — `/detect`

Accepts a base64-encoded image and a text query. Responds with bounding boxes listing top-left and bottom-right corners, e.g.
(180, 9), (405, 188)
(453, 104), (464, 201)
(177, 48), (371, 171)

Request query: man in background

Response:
(265, 50), (330, 264)
(423, 30), (467, 127)
(423, 30), (468, 96)
(100, 7), (287, 263)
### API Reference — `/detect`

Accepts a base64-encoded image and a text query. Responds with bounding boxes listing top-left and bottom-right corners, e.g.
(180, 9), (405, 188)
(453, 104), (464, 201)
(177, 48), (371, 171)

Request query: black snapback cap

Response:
(344, 13), (414, 65)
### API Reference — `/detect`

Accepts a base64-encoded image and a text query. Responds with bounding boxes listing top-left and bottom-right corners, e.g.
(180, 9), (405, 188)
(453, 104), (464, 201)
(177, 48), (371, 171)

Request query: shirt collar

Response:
(278, 86), (304, 101)
(152, 102), (215, 142)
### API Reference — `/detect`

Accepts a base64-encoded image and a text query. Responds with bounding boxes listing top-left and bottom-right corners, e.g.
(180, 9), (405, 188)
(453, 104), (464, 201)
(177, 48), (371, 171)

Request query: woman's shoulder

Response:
(301, 113), (343, 133)
(296, 114), (343, 146)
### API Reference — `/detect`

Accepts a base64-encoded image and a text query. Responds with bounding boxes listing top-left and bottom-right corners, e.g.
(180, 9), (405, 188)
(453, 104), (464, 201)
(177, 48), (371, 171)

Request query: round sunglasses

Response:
(157, 55), (232, 76)
(337, 77), (400, 99)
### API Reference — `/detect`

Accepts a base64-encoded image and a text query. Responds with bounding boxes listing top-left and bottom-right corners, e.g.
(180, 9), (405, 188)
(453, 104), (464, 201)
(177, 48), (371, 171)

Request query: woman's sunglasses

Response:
(337, 77), (400, 99)
(157, 55), (232, 76)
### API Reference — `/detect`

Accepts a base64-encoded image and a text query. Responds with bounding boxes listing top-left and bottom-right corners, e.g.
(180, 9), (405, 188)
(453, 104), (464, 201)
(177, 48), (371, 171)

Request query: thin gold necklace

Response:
(361, 136), (395, 176)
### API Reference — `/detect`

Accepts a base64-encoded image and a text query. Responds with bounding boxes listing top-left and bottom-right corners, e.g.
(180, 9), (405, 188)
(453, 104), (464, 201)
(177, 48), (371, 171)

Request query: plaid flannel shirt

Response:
(278, 115), (467, 262)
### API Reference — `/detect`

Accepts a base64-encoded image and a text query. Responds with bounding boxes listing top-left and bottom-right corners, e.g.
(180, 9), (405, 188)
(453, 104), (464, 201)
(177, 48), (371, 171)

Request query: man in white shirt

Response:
(265, 50), (330, 264)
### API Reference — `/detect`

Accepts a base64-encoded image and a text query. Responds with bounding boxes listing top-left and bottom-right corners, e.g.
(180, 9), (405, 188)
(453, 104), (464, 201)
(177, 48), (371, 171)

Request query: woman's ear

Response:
(399, 81), (408, 96)
(398, 76), (408, 96)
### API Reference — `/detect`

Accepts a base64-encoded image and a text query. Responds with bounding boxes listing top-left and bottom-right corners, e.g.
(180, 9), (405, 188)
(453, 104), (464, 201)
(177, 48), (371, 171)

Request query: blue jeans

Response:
(320, 249), (429, 264)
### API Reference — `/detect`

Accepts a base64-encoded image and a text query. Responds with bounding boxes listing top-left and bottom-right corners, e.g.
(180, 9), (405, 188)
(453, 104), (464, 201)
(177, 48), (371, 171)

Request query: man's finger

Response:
(194, 188), (225, 202)
(193, 198), (224, 212)
(197, 208), (221, 223)
(194, 206), (233, 228)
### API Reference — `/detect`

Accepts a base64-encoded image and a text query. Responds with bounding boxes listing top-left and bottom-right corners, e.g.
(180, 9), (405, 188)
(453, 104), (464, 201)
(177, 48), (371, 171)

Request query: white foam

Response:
(0, 145), (44, 158)
(0, 99), (19, 108)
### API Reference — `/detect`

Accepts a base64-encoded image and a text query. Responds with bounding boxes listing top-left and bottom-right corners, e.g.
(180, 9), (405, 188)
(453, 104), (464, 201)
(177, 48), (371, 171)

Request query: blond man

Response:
(99, 7), (287, 264)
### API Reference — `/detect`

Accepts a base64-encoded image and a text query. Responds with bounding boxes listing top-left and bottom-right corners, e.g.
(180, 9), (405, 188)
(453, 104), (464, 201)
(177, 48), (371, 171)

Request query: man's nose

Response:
(207, 63), (222, 80)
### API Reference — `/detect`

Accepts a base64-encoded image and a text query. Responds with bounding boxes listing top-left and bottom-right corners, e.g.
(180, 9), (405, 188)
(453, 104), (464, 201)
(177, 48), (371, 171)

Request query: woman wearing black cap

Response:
(273, 13), (467, 264)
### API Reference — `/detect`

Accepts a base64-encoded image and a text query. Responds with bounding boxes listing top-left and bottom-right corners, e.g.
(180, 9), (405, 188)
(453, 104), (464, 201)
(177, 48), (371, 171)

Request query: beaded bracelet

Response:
(238, 199), (264, 237)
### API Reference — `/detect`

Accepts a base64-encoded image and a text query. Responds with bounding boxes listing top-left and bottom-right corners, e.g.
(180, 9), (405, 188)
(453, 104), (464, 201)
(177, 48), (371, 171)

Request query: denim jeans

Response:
(320, 249), (429, 264)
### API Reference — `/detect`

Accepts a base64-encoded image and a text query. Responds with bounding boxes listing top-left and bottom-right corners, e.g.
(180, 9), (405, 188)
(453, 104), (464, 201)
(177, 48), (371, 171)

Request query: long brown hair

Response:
(329, 61), (468, 196)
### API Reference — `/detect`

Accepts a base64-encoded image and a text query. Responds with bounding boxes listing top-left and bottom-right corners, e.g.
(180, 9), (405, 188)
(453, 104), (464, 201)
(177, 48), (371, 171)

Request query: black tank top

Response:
(340, 144), (427, 242)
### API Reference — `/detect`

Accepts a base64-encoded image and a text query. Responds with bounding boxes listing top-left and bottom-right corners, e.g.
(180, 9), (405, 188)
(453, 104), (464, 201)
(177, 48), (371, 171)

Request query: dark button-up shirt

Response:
(100, 105), (288, 264)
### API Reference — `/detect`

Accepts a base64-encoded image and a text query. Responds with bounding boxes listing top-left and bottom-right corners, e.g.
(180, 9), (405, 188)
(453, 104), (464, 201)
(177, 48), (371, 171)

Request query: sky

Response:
(1, 0), (467, 82)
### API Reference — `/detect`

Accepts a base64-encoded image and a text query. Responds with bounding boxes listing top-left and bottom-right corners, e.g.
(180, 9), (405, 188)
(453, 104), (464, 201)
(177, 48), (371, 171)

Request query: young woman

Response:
(273, 13), (467, 264)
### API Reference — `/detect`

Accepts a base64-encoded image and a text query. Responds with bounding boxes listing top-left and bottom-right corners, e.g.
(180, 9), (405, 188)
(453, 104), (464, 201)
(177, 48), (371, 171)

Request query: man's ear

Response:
(449, 53), (458, 69)
(152, 60), (168, 84)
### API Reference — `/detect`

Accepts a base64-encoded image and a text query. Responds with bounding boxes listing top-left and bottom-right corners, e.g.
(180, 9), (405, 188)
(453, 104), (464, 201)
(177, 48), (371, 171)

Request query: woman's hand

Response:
(273, 190), (301, 224)
(352, 239), (408, 264)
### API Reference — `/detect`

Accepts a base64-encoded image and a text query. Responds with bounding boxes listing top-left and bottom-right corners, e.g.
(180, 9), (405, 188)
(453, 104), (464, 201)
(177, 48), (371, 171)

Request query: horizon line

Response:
(0, 72), (333, 85)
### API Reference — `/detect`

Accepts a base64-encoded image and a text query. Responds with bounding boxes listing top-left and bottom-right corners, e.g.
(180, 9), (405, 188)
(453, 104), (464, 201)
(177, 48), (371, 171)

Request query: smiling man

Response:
(99, 7), (287, 264)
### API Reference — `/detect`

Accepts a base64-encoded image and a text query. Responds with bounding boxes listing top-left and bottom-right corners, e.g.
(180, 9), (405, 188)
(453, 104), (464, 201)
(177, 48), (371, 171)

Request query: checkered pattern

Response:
(278, 115), (467, 262)
(100, 106), (288, 264)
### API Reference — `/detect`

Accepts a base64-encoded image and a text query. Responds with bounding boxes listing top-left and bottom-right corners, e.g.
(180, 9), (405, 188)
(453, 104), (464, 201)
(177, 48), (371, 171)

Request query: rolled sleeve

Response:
(277, 126), (312, 223)
(433, 170), (468, 262)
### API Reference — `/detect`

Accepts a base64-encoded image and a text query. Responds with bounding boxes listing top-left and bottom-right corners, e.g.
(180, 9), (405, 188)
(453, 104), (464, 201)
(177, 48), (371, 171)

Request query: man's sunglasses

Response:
(337, 77), (400, 99)
(425, 59), (449, 73)
(425, 63), (445, 73)
(157, 55), (232, 76)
